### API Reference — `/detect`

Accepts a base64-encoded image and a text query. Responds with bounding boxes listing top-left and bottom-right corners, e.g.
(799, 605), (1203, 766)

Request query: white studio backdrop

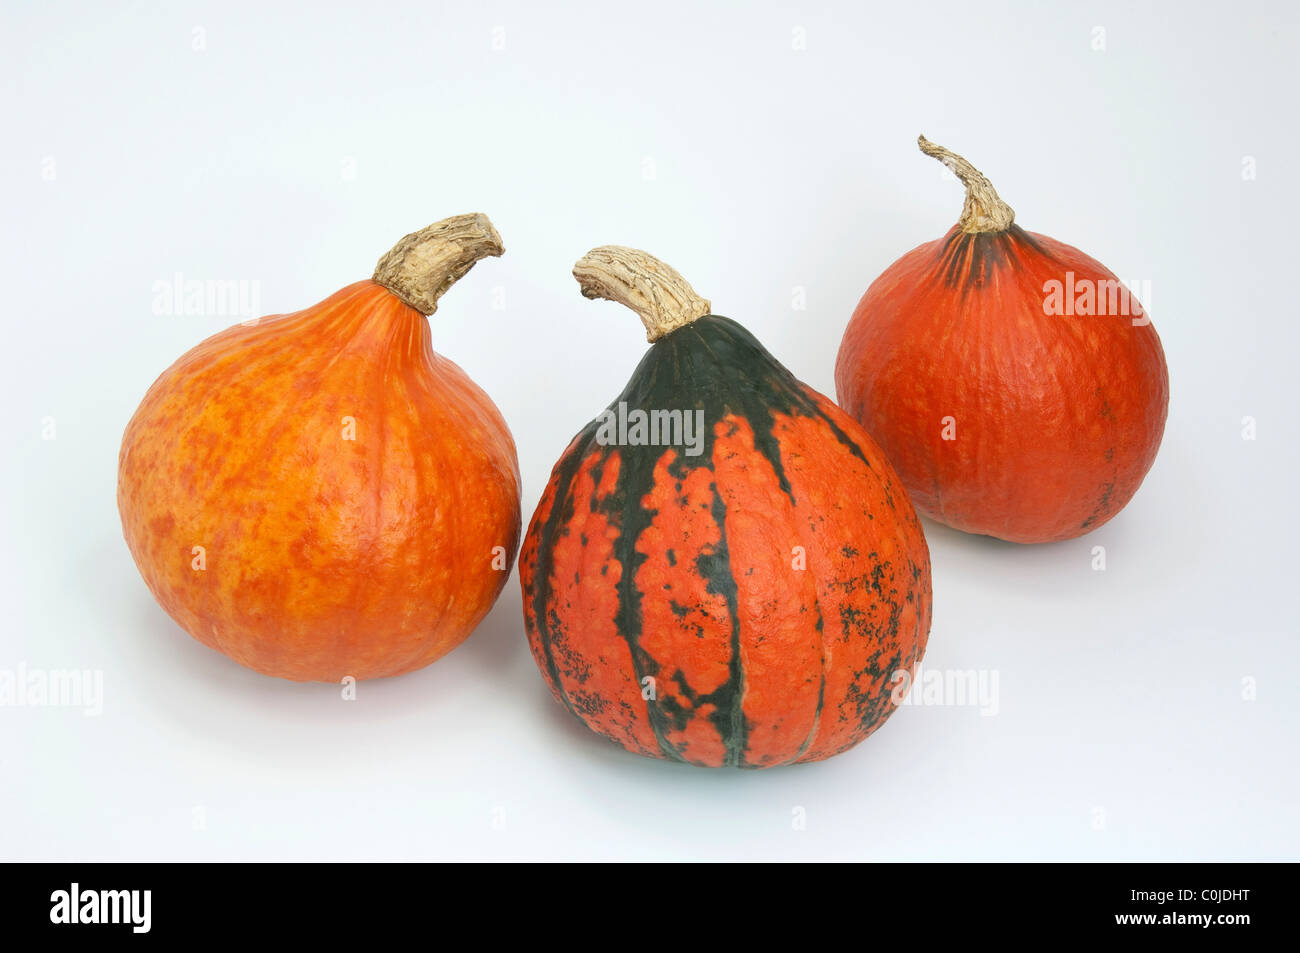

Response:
(2, 0), (1297, 860)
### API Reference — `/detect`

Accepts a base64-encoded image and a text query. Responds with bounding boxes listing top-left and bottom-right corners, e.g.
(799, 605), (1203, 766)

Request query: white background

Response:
(3, 1), (1297, 861)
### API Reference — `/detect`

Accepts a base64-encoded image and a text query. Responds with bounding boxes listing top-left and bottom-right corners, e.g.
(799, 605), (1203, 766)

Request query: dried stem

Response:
(918, 135), (1015, 234)
(373, 213), (504, 314)
(573, 246), (711, 342)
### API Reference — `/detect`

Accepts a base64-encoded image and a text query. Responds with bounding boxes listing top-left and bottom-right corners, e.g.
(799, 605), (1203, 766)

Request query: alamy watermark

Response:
(1043, 272), (1151, 326)
(890, 664), (999, 716)
(594, 401), (705, 457)
(50, 883), (150, 933)
(0, 663), (103, 716)
(152, 273), (261, 321)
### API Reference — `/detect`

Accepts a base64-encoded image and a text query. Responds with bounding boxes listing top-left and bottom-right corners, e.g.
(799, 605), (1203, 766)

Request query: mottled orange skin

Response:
(118, 281), (521, 681)
(836, 225), (1169, 543)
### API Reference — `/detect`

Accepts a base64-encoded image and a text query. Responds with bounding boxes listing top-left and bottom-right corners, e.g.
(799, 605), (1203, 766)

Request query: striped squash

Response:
(521, 247), (933, 768)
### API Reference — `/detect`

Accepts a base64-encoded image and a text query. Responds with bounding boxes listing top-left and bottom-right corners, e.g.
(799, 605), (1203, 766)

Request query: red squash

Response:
(521, 247), (932, 767)
(118, 214), (521, 681)
(836, 137), (1169, 543)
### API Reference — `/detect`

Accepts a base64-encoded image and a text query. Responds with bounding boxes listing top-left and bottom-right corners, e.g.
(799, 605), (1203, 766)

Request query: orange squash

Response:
(520, 247), (932, 767)
(836, 138), (1169, 543)
(118, 214), (521, 681)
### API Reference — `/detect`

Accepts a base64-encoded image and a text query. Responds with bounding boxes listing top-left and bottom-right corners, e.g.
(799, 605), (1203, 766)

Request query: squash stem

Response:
(573, 246), (712, 342)
(373, 213), (504, 315)
(918, 135), (1016, 234)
